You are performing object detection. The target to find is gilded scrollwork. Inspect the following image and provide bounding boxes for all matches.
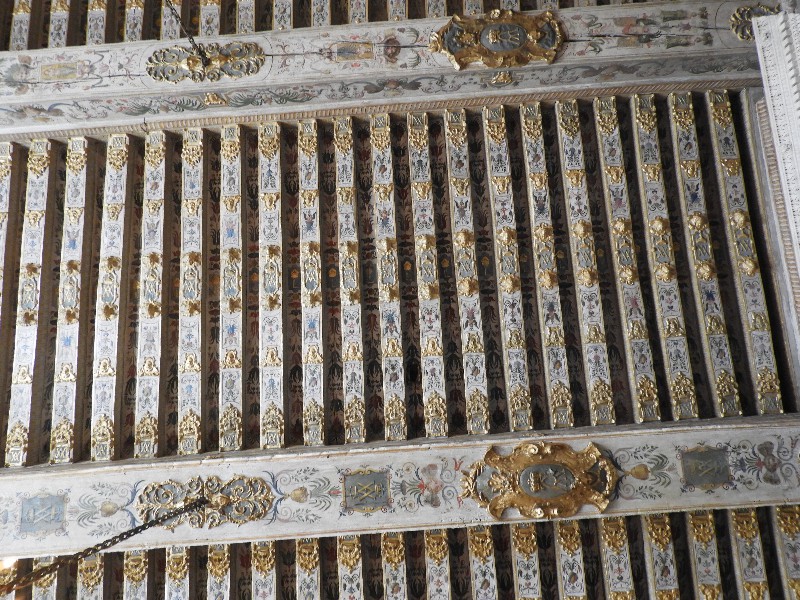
[147,41,265,83]
[468,526,494,563]
[425,530,449,565]
[381,533,405,568]
[462,441,617,519]
[556,521,581,554]
[511,523,537,559]
[730,4,780,41]
[123,551,146,585]
[338,536,361,571]
[253,541,275,574]
[79,555,103,590]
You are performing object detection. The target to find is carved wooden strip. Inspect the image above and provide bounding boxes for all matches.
[338,536,364,600]
[252,541,277,599]
[298,120,324,446]
[258,122,284,449]
[79,554,104,600]
[642,514,680,600]
[297,538,321,600]
[123,550,147,598]
[124,0,143,40]
[177,128,205,456]
[555,521,588,599]
[555,99,616,426]
[510,524,542,599]
[536,0,557,9]
[387,0,405,20]
[273,0,291,30]
[311,0,330,26]
[236,0,254,33]
[727,509,768,599]
[48,0,69,48]
[200,0,221,36]
[772,506,800,600]
[165,546,190,598]
[86,0,107,44]
[423,529,449,600]
[49,137,94,465]
[668,92,741,417]
[5,140,57,467]
[686,511,723,600]
[0,142,15,457]
[10,0,30,50]
[598,517,635,599]
[160,0,180,39]
[629,94,698,420]
[463,0,482,15]
[206,544,230,598]
[348,0,366,23]
[499,0,519,9]
[426,0,444,18]
[334,117,365,444]
[594,96,660,423]
[371,114,406,441]
[135,131,168,459]
[408,113,447,438]
[482,105,532,432]
[468,526,499,600]
[706,90,783,415]
[32,557,57,600]
[520,103,573,429]
[444,109,489,436]
[219,125,244,452]
[382,533,408,600]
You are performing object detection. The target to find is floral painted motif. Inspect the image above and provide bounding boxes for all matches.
[392,457,463,511]
[611,445,675,500]
[263,467,340,523]
[68,481,142,537]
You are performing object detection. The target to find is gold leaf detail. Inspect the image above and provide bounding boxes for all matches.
[166,548,188,581]
[468,527,494,563]
[123,551,146,585]
[776,505,800,537]
[646,513,672,550]
[207,545,229,580]
[511,524,537,559]
[601,517,628,553]
[690,511,715,544]
[381,533,405,568]
[424,530,448,565]
[79,556,103,591]
[557,522,581,554]
[252,542,275,574]
[147,42,266,83]
[338,536,361,571]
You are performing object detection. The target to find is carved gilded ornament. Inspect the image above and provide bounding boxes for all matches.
[384,394,406,440]
[601,517,627,552]
[371,129,391,150]
[741,581,768,600]
[220,138,240,163]
[12,0,32,14]
[303,400,324,445]
[642,164,661,182]
[147,42,265,83]
[344,399,365,443]
[208,545,229,580]
[511,524,537,558]
[776,505,800,537]
[107,146,128,172]
[337,187,355,206]
[556,521,581,554]
[124,551,147,585]
[49,418,73,463]
[381,534,405,568]
[424,392,447,437]
[645,513,672,550]
[672,106,695,130]
[690,511,716,545]
[27,152,49,178]
[5,422,28,466]
[338,536,361,571]
[167,548,188,581]
[466,389,489,434]
[699,584,722,600]
[145,141,165,168]
[0,158,11,181]
[730,4,780,41]
[462,441,617,519]
[430,10,563,70]
[258,132,279,159]
[297,539,319,574]
[220,404,242,450]
[469,527,494,562]
[178,410,201,454]
[450,175,470,197]
[135,413,158,456]
[655,592,679,600]
[252,542,275,574]
[92,414,114,449]
[425,531,448,565]
[261,402,284,448]
[77,557,102,591]
[66,148,87,174]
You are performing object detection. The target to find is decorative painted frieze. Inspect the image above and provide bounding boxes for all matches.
[123,550,147,598]
[178,128,206,456]
[334,117,365,444]
[296,538,321,600]
[669,92,741,417]
[258,122,284,449]
[86,0,106,45]
[274,0,291,30]
[519,103,573,428]
[382,533,408,600]
[6,139,56,467]
[468,526,499,600]
[643,514,680,600]
[91,133,133,462]
[338,535,364,600]
[423,529,449,600]
[219,125,244,452]
[207,544,230,599]
[165,546,190,598]
[482,105,532,432]
[371,114,406,441]
[444,109,489,436]
[298,119,324,446]
[630,94,698,420]
[594,97,660,422]
[706,90,782,415]
[78,554,103,600]
[555,521,588,600]
[135,131,169,459]
[408,113,447,438]
[50,137,94,464]
[687,511,723,600]
[252,541,277,599]
[555,100,615,426]
[511,523,542,599]
[199,0,221,37]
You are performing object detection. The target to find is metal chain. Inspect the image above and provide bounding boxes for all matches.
[0,498,208,595]
[162,0,210,66]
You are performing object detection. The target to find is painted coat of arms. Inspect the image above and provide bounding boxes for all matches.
[462,441,617,519]
[429,10,563,70]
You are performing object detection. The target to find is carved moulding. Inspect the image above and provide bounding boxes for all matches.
[147,41,265,83]
[137,475,274,529]
[429,10,563,70]
[462,441,617,519]
[730,4,780,41]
